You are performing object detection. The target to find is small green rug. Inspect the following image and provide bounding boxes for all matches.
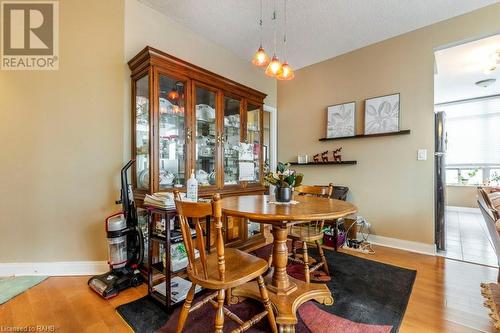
[0,276,48,304]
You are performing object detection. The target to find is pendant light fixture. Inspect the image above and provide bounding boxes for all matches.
[265,0,283,77]
[167,81,183,103]
[277,0,294,80]
[167,87,179,102]
[252,0,270,67]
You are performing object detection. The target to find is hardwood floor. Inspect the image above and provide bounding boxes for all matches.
[0,245,498,332]
[0,276,146,333]
[347,246,498,333]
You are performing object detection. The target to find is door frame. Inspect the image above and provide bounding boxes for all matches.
[264,105,277,172]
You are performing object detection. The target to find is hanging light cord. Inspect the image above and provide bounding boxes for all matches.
[259,0,263,47]
[283,0,287,61]
[272,0,277,56]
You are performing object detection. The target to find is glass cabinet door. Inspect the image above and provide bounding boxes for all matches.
[135,75,150,190]
[246,102,262,183]
[194,84,217,188]
[223,95,242,186]
[158,74,187,190]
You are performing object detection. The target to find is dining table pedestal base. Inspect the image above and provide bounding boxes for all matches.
[232,273,333,333]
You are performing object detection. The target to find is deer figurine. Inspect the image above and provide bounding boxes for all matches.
[332,147,342,162]
[321,151,329,162]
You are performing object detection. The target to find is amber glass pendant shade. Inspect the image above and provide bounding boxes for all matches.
[167,89,179,101]
[252,46,270,67]
[277,62,294,80]
[265,55,283,77]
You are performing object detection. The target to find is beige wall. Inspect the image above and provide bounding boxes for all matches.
[446,186,479,208]
[0,0,125,263]
[278,4,500,245]
[0,0,276,264]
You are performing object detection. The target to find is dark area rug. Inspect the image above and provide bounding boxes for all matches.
[116,295,169,333]
[319,250,416,331]
[117,246,415,333]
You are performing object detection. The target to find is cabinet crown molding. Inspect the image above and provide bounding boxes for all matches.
[128,46,267,101]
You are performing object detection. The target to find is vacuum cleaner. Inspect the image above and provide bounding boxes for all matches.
[88,160,144,299]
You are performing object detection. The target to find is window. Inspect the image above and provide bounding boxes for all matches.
[460,169,483,185]
[441,98,500,186]
[446,169,459,184]
[444,98,500,165]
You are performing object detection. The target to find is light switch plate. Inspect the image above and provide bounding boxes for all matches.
[417,149,427,161]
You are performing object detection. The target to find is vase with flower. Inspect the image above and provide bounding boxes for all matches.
[264,162,303,202]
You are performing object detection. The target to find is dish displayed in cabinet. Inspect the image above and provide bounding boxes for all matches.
[195,104,215,121]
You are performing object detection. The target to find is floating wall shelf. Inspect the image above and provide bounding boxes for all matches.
[319,129,411,142]
[288,161,357,166]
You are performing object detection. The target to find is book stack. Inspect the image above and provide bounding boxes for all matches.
[170,228,197,243]
[153,276,202,304]
[144,193,175,209]
[144,192,188,209]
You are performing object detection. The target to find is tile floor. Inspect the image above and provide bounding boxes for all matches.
[439,206,498,267]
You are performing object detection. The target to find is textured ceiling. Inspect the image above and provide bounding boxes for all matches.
[139,0,499,69]
[435,34,500,104]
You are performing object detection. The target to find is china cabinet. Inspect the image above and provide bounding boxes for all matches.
[128,46,270,250]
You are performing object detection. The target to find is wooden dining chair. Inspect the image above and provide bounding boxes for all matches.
[173,192,277,333]
[288,184,334,283]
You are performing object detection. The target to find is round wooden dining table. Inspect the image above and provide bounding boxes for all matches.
[221,194,357,332]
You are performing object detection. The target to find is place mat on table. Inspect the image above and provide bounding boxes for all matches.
[267,200,299,205]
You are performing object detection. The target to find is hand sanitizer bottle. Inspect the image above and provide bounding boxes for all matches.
[187,169,198,202]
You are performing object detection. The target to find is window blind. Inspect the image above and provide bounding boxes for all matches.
[445,105,500,165]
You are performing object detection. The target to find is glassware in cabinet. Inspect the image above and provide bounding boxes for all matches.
[158,75,187,190]
[223,96,242,186]
[194,85,217,188]
[135,75,150,190]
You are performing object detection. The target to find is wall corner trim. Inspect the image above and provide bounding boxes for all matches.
[0,261,109,277]
[360,233,437,256]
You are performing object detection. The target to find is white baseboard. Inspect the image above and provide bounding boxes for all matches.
[0,261,109,277]
[446,206,480,213]
[360,233,436,256]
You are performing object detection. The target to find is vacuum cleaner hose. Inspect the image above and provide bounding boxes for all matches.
[135,225,144,266]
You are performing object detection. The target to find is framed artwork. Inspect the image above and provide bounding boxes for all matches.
[364,93,400,135]
[326,101,356,138]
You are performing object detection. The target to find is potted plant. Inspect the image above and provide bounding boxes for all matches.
[459,168,479,185]
[264,162,303,202]
[489,171,500,187]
